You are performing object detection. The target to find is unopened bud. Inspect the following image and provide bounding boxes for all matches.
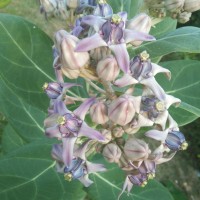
[127,13,152,46]
[90,101,109,124]
[54,30,89,70]
[62,67,80,79]
[43,82,62,99]
[102,143,122,163]
[165,130,188,151]
[40,0,57,15]
[108,95,136,126]
[67,0,78,9]
[124,138,151,161]
[100,129,112,144]
[177,11,192,23]
[90,47,111,62]
[112,127,124,138]
[96,56,120,81]
[165,0,184,12]
[184,0,200,12]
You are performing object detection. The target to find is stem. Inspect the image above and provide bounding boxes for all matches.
[65,95,87,102]
[100,79,117,100]
[85,78,106,94]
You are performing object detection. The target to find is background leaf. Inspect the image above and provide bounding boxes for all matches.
[107,0,143,18]
[129,27,200,59]
[157,60,200,125]
[0,142,86,200]
[0,0,11,8]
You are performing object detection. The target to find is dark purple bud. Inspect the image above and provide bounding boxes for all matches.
[43,82,63,99]
[138,160,156,180]
[128,174,148,187]
[165,131,188,151]
[130,51,152,80]
[64,158,85,181]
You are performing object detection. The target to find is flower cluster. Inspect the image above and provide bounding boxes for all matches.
[144,0,200,23]
[43,0,188,198]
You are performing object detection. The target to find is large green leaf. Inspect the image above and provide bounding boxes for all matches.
[0,14,87,112]
[1,124,26,153]
[157,60,200,125]
[86,165,174,200]
[0,142,86,200]
[129,27,200,59]
[107,0,143,18]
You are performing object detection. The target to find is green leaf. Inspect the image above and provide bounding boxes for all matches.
[107,0,143,18]
[150,17,177,38]
[157,60,200,125]
[86,166,174,200]
[1,124,26,153]
[0,0,11,8]
[0,142,86,200]
[129,27,200,59]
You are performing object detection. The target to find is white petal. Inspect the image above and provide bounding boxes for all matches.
[151,63,171,79]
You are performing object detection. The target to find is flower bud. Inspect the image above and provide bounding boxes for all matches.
[127,13,152,46]
[102,143,122,163]
[112,127,124,138]
[90,47,111,62]
[43,82,62,99]
[177,11,192,23]
[165,130,188,151]
[184,0,200,12]
[96,56,120,81]
[61,67,80,79]
[100,129,112,144]
[108,95,136,126]
[54,30,89,70]
[124,138,151,161]
[165,0,184,12]
[40,0,57,15]
[56,1,68,20]
[90,101,109,124]
[67,0,78,9]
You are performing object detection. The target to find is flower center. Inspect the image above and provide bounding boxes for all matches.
[111,14,122,24]
[155,101,165,112]
[64,173,73,181]
[57,116,66,125]
[140,51,149,61]
[141,180,148,187]
[98,0,107,3]
[147,173,155,180]
[42,82,48,90]
[180,141,188,150]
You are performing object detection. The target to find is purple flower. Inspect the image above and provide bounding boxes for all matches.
[114,51,171,100]
[75,13,155,73]
[51,140,106,187]
[44,98,105,166]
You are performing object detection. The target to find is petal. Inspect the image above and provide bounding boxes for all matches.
[75,33,107,52]
[74,140,91,160]
[168,114,179,129]
[156,152,176,164]
[74,97,96,120]
[154,110,169,130]
[136,114,154,128]
[62,137,77,166]
[44,114,60,128]
[86,161,106,174]
[145,129,168,142]
[118,176,133,200]
[140,77,166,101]
[124,29,155,44]
[165,95,181,109]
[78,174,93,187]
[81,15,106,32]
[54,100,71,115]
[130,96,141,113]
[51,144,63,162]
[114,74,138,87]
[109,44,130,73]
[151,63,171,79]
[62,83,82,92]
[45,125,61,138]
[118,12,128,23]
[79,122,105,141]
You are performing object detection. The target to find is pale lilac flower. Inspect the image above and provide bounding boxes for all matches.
[44,98,105,166]
[75,13,155,73]
[114,51,171,100]
[51,140,106,186]
[145,115,188,151]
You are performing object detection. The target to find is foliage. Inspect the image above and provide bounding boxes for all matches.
[0,0,200,200]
